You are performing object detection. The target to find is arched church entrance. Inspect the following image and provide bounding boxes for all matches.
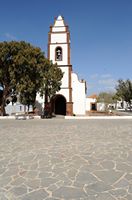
[51,95,66,115]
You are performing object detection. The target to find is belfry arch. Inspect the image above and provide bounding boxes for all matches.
[51,94,66,115]
[55,46,63,61]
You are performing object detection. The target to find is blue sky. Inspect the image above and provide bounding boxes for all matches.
[0,0,132,95]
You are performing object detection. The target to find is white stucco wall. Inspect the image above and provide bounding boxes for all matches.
[5,102,33,115]
[59,67,68,88]
[72,73,86,115]
[86,98,96,111]
[52,27,66,32]
[51,33,66,43]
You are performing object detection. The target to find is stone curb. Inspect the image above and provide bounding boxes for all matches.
[65,116,132,119]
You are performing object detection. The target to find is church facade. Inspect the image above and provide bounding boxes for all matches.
[48,15,87,115]
[37,15,87,115]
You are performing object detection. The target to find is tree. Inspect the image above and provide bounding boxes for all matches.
[39,61,63,108]
[97,92,116,111]
[0,41,47,115]
[115,79,132,109]
[0,41,63,116]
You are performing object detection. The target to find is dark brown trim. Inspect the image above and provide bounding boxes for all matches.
[49,26,52,32]
[47,45,50,59]
[48,33,51,43]
[66,102,73,116]
[68,65,72,102]
[60,87,72,89]
[49,42,68,45]
[52,25,66,28]
[68,43,70,65]
[49,31,69,34]
[57,65,72,67]
[48,33,51,59]
[66,25,69,32]
[67,32,70,43]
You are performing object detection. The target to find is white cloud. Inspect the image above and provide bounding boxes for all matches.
[5,33,17,40]
[98,78,116,91]
[98,78,115,85]
[90,73,112,79]
[90,73,98,79]
[101,74,111,78]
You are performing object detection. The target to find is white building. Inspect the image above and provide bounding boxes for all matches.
[37,15,89,116]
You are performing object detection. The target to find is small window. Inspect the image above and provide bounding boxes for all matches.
[55,47,62,61]
[91,103,97,111]
[20,106,22,111]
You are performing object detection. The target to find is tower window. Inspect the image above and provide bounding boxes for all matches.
[55,47,62,61]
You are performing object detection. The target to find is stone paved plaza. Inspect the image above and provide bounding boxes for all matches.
[0,118,132,200]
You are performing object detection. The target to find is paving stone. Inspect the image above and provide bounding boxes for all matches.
[19,154,35,163]
[100,160,115,169]
[47,183,58,192]
[125,173,132,181]
[75,171,98,185]
[0,168,6,175]
[0,159,9,168]
[116,162,132,173]
[125,194,132,200]
[0,176,12,187]
[23,170,38,179]
[41,177,58,187]
[110,188,127,197]
[53,186,87,199]
[56,173,72,185]
[93,169,124,185]
[113,178,129,188]
[10,184,27,197]
[0,193,9,200]
[39,171,53,178]
[21,189,48,200]
[128,184,132,193]
[25,179,40,189]
[81,164,103,172]
[95,192,117,200]
[0,119,132,199]
[29,163,38,170]
[2,167,19,177]
[85,181,113,193]
[66,168,78,181]
[127,153,132,163]
[10,177,26,186]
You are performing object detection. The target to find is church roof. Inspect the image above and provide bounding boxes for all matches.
[87,94,97,99]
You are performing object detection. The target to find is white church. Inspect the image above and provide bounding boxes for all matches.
[6,15,97,116]
[36,15,96,116]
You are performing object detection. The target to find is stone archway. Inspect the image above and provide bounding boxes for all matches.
[51,94,66,115]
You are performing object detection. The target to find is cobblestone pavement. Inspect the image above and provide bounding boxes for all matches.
[0,119,132,200]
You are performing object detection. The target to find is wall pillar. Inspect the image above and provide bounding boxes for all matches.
[66,102,73,116]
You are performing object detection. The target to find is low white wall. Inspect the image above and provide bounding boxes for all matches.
[86,98,96,111]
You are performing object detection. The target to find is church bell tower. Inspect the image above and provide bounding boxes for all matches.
[48,16,73,115]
